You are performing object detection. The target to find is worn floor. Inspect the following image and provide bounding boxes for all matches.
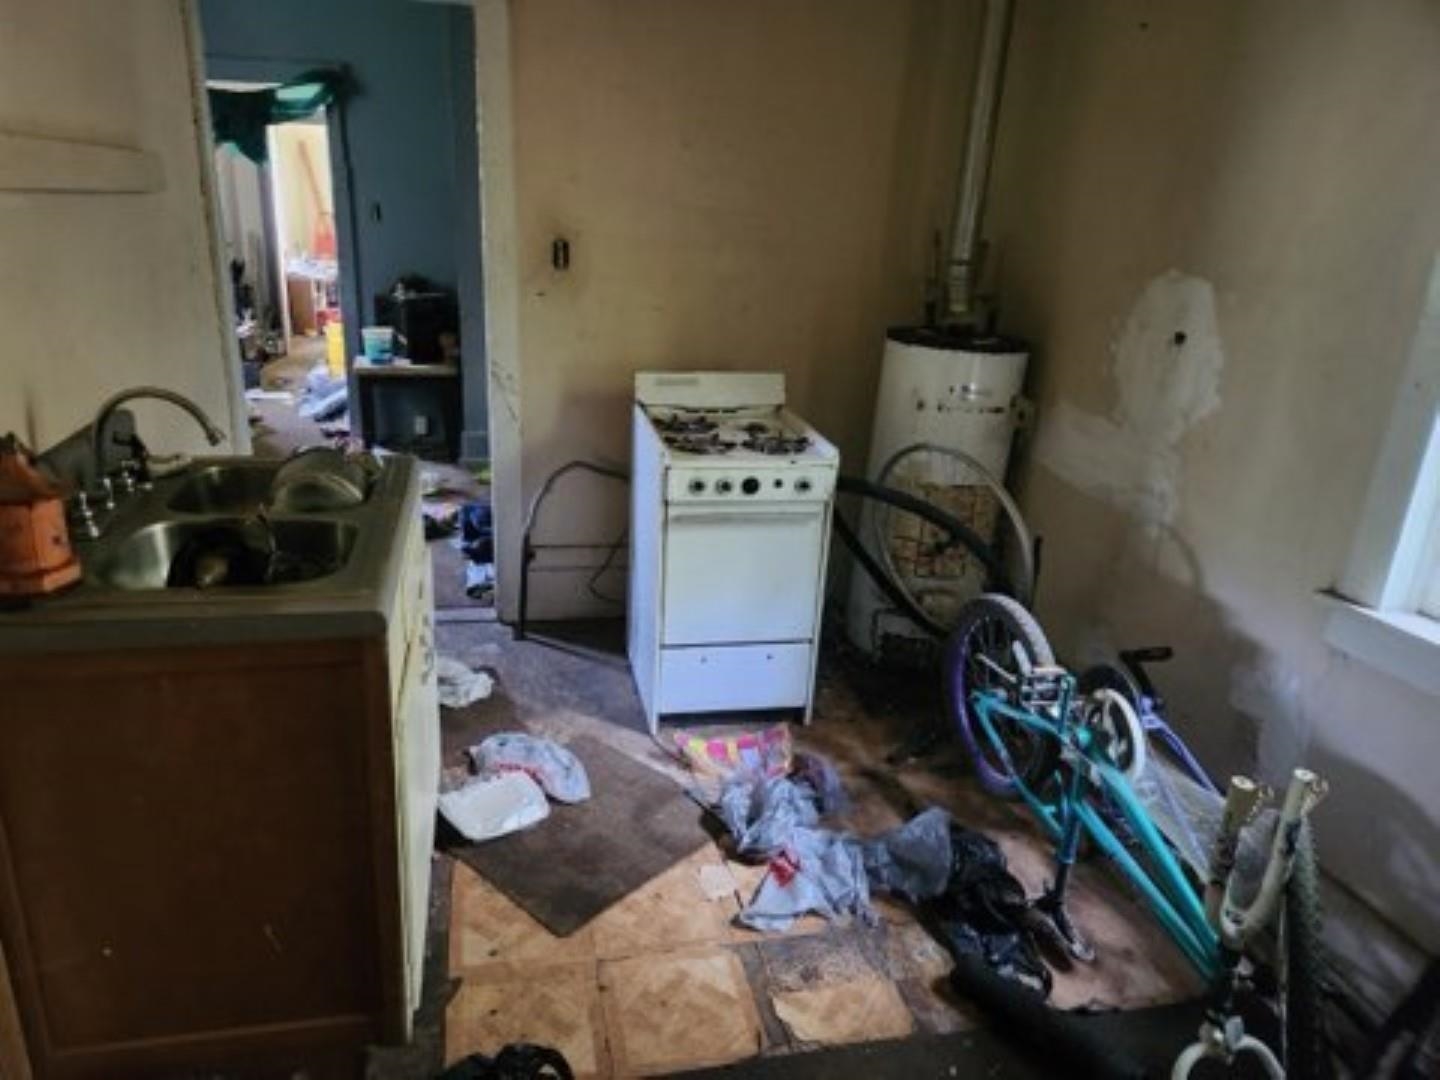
[424,620,1202,1078]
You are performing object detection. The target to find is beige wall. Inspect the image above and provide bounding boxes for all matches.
[987,0,1440,984]
[478,0,977,619]
[0,0,243,459]
[270,121,334,261]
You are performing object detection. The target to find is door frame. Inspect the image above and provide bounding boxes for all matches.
[200,54,363,371]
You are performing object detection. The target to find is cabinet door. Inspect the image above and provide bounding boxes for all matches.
[393,603,440,1022]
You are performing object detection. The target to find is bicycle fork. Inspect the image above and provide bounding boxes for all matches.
[1034,760,1097,963]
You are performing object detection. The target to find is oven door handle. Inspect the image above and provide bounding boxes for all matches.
[667,508,825,526]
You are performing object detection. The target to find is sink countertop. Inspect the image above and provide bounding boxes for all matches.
[0,454,421,655]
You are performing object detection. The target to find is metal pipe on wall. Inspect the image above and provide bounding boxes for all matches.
[945,0,1016,325]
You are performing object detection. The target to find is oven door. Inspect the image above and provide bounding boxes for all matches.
[661,503,826,646]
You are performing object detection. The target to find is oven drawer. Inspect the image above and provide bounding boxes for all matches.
[661,505,826,645]
[657,643,812,713]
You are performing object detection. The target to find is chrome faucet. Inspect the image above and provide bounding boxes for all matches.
[91,386,226,487]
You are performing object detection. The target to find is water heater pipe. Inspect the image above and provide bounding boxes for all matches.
[945,0,1016,325]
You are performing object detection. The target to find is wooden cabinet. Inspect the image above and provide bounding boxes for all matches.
[0,513,438,1077]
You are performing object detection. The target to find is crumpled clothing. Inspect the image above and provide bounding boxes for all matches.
[436,655,495,708]
[926,823,1053,996]
[707,759,953,932]
[468,732,592,804]
[861,806,954,902]
[716,775,821,856]
[739,827,872,932]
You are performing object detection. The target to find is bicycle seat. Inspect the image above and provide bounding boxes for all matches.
[1120,646,1173,664]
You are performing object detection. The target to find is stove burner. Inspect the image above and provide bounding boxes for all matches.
[657,413,719,437]
[743,430,811,456]
[663,432,734,455]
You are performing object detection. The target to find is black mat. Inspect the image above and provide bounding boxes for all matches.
[445,734,713,936]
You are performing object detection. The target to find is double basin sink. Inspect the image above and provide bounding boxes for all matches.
[86,460,364,592]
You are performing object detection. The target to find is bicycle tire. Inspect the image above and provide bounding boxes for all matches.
[837,474,1013,598]
[1282,819,1332,1079]
[944,594,1059,798]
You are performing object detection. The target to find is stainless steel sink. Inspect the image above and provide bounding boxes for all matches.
[92,518,359,590]
[166,463,279,514]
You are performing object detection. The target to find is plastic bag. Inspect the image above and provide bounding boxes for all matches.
[468,732,592,804]
[439,773,549,841]
[862,806,953,902]
[437,655,495,708]
[675,724,793,781]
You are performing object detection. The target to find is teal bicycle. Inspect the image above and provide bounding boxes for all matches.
[946,594,1331,1079]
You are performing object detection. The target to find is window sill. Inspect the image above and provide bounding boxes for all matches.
[1320,591,1440,698]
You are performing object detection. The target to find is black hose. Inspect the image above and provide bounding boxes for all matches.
[949,955,1148,1079]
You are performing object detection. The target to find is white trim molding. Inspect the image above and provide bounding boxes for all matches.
[1322,593,1440,699]
[1326,252,1440,695]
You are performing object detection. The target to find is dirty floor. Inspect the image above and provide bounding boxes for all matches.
[413,621,1205,1078]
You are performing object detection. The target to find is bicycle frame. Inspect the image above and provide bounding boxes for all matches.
[972,683,1224,980]
[968,669,1329,1077]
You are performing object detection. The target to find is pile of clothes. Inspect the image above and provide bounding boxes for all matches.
[699,752,1054,995]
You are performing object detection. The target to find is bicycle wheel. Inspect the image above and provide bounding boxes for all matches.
[1078,688,1147,781]
[1280,820,1332,1078]
[944,594,1058,798]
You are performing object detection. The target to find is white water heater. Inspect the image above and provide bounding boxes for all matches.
[846,327,1028,657]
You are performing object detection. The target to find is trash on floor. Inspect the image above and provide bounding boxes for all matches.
[439,772,550,843]
[458,499,495,600]
[423,499,461,540]
[467,732,592,804]
[296,364,348,421]
[436,1043,574,1080]
[926,823,1055,996]
[436,654,496,708]
[700,752,952,932]
[446,735,712,936]
[675,723,793,785]
[697,862,739,902]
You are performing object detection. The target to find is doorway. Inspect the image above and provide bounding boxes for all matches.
[207,79,353,457]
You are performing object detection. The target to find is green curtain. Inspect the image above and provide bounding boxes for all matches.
[210,69,351,164]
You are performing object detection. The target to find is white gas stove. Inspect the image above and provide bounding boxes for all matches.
[628,372,839,733]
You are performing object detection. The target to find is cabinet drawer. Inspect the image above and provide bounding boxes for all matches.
[657,643,812,713]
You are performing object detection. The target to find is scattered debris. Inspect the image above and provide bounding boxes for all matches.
[296,365,348,421]
[458,499,495,601]
[926,825,1054,996]
[700,754,952,932]
[439,772,549,842]
[696,751,1063,995]
[675,723,793,788]
[697,862,738,902]
[467,732,592,804]
[435,1043,574,1080]
[436,655,495,708]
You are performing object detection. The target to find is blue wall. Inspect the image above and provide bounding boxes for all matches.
[201,0,486,454]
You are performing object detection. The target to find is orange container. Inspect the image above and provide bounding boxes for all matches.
[0,434,81,597]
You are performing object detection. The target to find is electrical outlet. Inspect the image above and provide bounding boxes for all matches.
[413,414,430,437]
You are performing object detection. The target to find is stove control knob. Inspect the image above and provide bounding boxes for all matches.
[716,478,734,494]
[688,478,707,495]
[741,476,761,495]
[795,477,813,493]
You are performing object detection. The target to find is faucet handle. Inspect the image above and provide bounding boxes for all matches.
[69,490,101,541]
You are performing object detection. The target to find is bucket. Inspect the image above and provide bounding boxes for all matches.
[324,321,346,378]
[361,325,395,364]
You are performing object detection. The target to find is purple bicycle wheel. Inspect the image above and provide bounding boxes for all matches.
[944,594,1057,799]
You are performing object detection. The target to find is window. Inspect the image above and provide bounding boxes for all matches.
[1325,258,1440,697]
